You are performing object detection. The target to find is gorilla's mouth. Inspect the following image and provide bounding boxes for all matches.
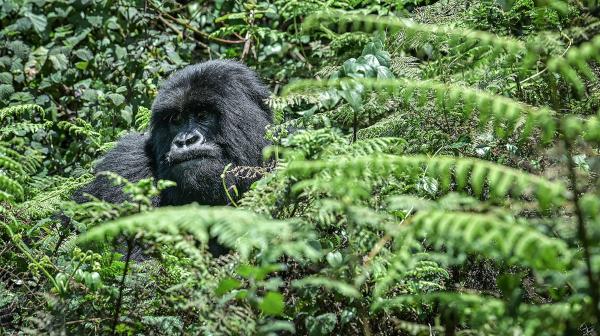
[167,145,219,165]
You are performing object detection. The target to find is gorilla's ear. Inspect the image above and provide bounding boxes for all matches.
[73,132,155,204]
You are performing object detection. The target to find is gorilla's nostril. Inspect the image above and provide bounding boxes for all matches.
[174,138,186,148]
[186,134,199,146]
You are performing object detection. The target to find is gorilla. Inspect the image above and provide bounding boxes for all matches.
[75,60,272,206]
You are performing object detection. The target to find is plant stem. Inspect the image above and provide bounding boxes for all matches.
[352,107,358,143]
[564,137,600,328]
[221,163,239,207]
[2,222,61,293]
[111,237,134,336]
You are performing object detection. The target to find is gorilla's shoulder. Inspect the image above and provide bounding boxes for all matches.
[72,132,154,204]
[95,132,153,179]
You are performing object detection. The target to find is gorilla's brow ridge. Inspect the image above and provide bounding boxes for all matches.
[152,87,186,119]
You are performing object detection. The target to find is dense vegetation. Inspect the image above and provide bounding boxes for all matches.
[1,0,599,334]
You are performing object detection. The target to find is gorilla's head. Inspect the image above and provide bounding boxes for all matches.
[148,60,272,205]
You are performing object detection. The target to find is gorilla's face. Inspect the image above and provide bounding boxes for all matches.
[148,61,272,206]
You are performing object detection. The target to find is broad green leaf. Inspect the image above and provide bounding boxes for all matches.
[107,93,125,106]
[25,13,47,34]
[259,291,285,316]
[215,277,241,296]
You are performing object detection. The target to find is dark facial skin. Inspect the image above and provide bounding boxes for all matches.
[158,110,220,165]
[147,60,272,206]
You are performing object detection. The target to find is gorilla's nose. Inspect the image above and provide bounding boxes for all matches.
[169,129,214,163]
[174,130,204,149]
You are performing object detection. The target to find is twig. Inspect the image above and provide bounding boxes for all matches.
[520,33,572,85]
[149,2,244,44]
[111,237,135,336]
[241,10,255,60]
[241,31,252,60]
[363,207,414,267]
[158,15,182,38]
[564,136,600,330]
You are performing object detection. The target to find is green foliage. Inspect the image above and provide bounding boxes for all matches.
[135,106,152,132]
[285,77,558,142]
[286,154,567,207]
[547,34,600,95]
[79,205,319,262]
[2,0,600,335]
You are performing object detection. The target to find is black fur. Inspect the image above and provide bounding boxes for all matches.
[74,60,272,206]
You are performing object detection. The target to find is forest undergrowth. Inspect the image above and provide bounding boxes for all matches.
[1,0,599,334]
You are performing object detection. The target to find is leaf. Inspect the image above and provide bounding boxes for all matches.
[259,291,285,316]
[0,84,15,100]
[25,13,47,34]
[362,42,381,56]
[215,12,247,23]
[121,106,132,125]
[84,272,102,291]
[293,277,361,298]
[48,54,68,71]
[306,313,337,336]
[373,50,391,67]
[0,72,13,84]
[360,54,381,70]
[115,45,127,60]
[64,29,91,48]
[73,48,94,61]
[29,46,49,68]
[338,80,364,110]
[107,93,125,106]
[75,61,88,70]
[326,251,343,267]
[341,58,359,76]
[215,277,241,296]
[376,66,394,79]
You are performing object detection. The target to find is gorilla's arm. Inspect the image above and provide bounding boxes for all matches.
[73,132,155,204]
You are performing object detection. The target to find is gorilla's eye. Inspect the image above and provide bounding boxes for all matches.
[168,114,184,124]
[196,111,210,120]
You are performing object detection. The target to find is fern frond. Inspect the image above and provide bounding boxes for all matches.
[17,174,92,218]
[561,114,600,143]
[0,155,24,177]
[283,78,557,142]
[389,56,422,80]
[135,106,152,132]
[0,144,42,173]
[56,119,102,147]
[0,174,24,202]
[267,92,322,112]
[287,155,567,207]
[547,34,600,95]
[408,211,571,271]
[0,104,44,121]
[374,251,449,297]
[303,12,535,63]
[372,292,504,315]
[78,205,319,261]
[356,113,407,139]
[373,292,578,331]
[0,121,51,137]
[324,137,406,157]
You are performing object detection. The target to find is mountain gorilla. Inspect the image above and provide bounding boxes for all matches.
[74,60,272,205]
